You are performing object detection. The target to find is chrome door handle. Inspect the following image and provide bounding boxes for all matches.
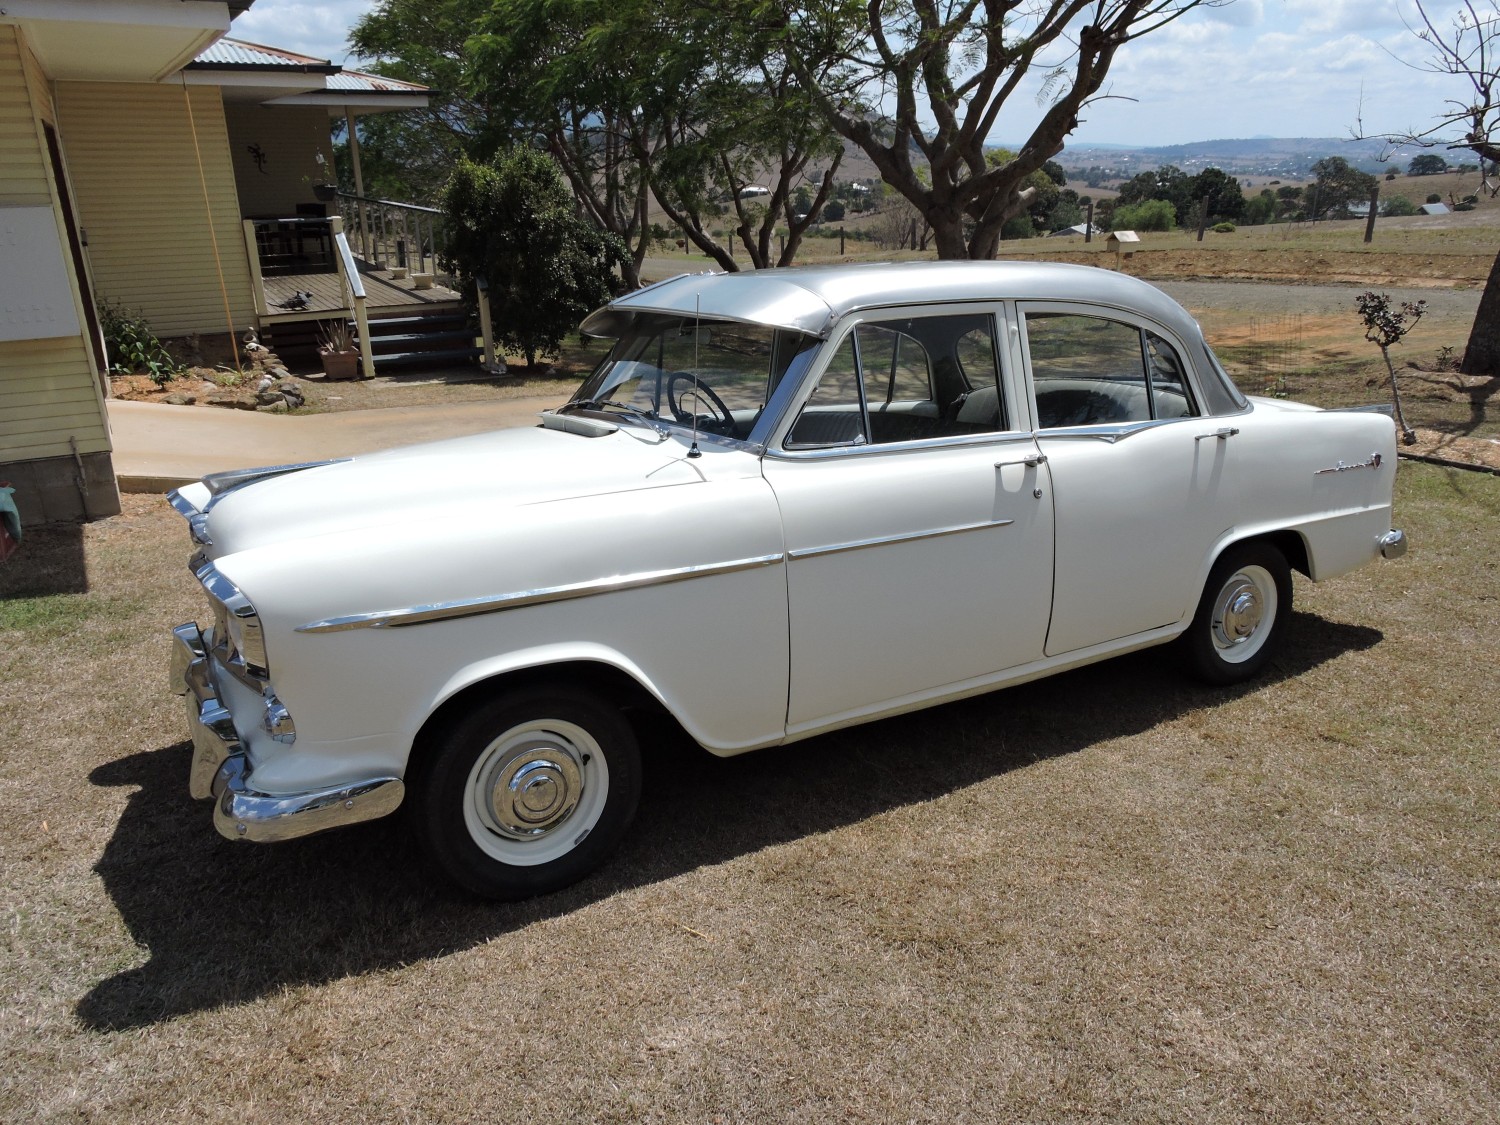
[996,452,1047,468]
[1195,427,1240,441]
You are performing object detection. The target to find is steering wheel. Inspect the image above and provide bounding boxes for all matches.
[666,372,734,431]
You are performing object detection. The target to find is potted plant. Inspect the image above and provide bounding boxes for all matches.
[308,151,339,201]
[317,319,360,380]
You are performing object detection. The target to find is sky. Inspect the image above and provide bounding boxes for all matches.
[228,1,1480,150]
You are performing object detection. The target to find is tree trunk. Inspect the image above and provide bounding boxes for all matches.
[1461,246,1500,375]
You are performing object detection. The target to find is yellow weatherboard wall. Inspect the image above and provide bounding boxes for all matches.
[0,24,116,520]
[55,80,255,339]
[225,103,335,218]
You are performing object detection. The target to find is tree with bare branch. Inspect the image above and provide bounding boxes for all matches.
[769,1,1222,260]
[1365,1,1500,374]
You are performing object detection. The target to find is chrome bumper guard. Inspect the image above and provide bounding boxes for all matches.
[171,622,404,843]
[1379,529,1408,560]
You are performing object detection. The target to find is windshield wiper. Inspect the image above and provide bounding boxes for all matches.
[563,398,668,434]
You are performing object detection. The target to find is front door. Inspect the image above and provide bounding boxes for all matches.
[763,308,1054,733]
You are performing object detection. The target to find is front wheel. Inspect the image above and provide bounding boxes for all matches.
[412,685,642,900]
[1180,542,1292,685]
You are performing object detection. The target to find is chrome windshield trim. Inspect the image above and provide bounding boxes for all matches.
[788,518,1014,561]
[1036,418,1182,443]
[297,553,786,633]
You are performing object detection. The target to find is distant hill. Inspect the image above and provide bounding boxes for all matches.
[830,136,1462,189]
[1055,136,1444,178]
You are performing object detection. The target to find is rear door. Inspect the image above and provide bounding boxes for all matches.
[1017,304,1242,656]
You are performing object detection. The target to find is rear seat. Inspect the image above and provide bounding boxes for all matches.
[1035,379,1150,428]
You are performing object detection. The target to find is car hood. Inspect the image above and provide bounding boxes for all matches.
[197,422,755,556]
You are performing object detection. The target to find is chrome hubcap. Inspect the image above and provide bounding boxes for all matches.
[478,738,585,841]
[1215,578,1263,646]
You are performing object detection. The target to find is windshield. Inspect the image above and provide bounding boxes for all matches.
[568,315,820,443]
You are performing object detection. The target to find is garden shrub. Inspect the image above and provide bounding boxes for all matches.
[442,147,625,367]
[97,300,182,386]
[1111,199,1175,232]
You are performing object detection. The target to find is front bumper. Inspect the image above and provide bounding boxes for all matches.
[171,622,404,843]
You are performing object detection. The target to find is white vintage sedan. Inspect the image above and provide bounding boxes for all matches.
[169,262,1406,898]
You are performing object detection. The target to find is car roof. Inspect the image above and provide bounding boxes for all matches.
[580,260,1200,340]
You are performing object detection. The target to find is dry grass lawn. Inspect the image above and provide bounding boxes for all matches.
[1,462,1496,1121]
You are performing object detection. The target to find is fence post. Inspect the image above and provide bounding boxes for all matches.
[1364,184,1380,243]
[476,276,501,374]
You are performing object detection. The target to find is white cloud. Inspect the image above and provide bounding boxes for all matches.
[229,0,378,63]
[1283,0,1412,36]
[1200,0,1265,30]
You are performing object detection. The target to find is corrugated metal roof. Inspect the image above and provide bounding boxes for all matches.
[190,39,428,93]
[192,38,336,71]
[327,70,428,94]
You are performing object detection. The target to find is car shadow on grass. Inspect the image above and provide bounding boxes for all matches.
[76,610,1381,1032]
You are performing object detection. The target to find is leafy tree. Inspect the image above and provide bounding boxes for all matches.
[1189,166,1245,222]
[441,149,625,367]
[770,1,1217,260]
[1115,163,1243,225]
[1243,189,1277,226]
[1408,153,1449,176]
[1116,164,1191,220]
[1383,195,1420,216]
[347,0,512,201]
[1366,1,1500,374]
[1112,199,1175,231]
[1306,157,1378,219]
[467,0,841,281]
[1356,291,1425,444]
[1049,188,1085,231]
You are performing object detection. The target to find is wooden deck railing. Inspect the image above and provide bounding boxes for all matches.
[336,192,445,279]
[332,223,376,379]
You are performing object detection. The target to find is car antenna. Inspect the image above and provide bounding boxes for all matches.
[687,293,702,459]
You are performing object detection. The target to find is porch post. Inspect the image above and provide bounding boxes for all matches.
[345,107,369,262]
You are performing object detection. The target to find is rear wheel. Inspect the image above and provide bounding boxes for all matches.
[1181,542,1292,685]
[413,684,642,900]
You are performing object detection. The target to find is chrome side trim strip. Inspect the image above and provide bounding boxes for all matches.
[1037,418,1182,443]
[787,518,1014,561]
[766,430,1037,461]
[201,459,351,500]
[1315,452,1383,475]
[297,552,786,633]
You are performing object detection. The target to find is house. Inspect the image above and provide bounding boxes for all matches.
[1046,223,1102,238]
[1,1,435,526]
